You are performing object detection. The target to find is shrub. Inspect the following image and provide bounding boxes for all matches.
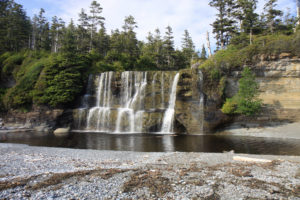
[221,67,261,116]
[2,54,24,75]
[221,98,237,114]
[3,59,46,109]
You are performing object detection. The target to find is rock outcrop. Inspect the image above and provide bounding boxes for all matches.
[1,106,64,132]
[225,58,300,123]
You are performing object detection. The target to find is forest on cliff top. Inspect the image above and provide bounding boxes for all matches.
[0,0,299,111]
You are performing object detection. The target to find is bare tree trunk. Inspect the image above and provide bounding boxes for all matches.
[206,31,212,57]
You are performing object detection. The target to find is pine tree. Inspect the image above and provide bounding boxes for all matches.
[88,1,105,51]
[0,0,30,52]
[94,27,110,57]
[36,8,47,50]
[200,45,207,59]
[263,0,283,33]
[209,0,236,49]
[163,26,175,69]
[41,22,51,51]
[121,15,139,69]
[181,30,196,66]
[153,28,164,69]
[61,20,77,60]
[50,16,65,53]
[77,8,90,53]
[233,0,258,33]
[122,15,139,56]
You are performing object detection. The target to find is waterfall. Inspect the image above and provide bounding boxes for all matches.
[160,72,165,109]
[160,73,180,133]
[77,75,93,129]
[198,70,204,132]
[74,71,192,134]
[86,72,113,132]
[114,72,147,133]
[152,73,157,109]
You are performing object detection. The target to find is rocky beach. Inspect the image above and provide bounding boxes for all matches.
[0,143,299,199]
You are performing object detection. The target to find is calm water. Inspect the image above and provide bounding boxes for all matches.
[1,131,300,155]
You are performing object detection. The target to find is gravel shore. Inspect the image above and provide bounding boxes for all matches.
[0,143,299,199]
[217,122,300,139]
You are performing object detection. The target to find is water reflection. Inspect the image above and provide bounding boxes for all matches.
[1,132,300,155]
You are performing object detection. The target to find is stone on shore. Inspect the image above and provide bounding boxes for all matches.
[53,127,70,136]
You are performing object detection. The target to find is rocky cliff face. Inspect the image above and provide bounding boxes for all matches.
[225,58,300,123]
[2,58,299,134]
[1,106,65,132]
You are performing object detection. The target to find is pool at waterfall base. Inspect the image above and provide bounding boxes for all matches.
[1,131,300,156]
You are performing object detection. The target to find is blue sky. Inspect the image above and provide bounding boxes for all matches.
[15,0,297,50]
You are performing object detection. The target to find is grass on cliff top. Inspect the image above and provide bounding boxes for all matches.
[200,31,300,75]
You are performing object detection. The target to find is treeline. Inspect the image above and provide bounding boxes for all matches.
[0,0,203,71]
[209,0,299,50]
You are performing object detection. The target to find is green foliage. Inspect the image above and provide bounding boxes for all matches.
[33,54,88,107]
[222,67,262,115]
[3,58,46,109]
[201,31,300,75]
[200,46,246,78]
[2,53,24,75]
[136,55,157,71]
[221,98,237,114]
[0,0,30,53]
[0,52,12,65]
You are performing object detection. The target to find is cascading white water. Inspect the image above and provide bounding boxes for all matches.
[115,72,147,133]
[74,71,196,134]
[160,73,180,133]
[77,75,93,129]
[198,70,204,132]
[86,72,113,131]
[152,73,157,109]
[160,72,165,109]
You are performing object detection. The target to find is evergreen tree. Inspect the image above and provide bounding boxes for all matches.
[222,67,261,115]
[41,22,51,51]
[181,30,196,66]
[77,8,90,53]
[114,15,140,69]
[233,0,258,33]
[163,26,175,69]
[200,45,207,59]
[263,0,283,33]
[88,0,105,51]
[153,28,164,69]
[209,0,236,49]
[50,16,65,53]
[0,0,30,52]
[61,20,77,59]
[94,27,110,57]
[122,15,139,57]
[36,8,47,50]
